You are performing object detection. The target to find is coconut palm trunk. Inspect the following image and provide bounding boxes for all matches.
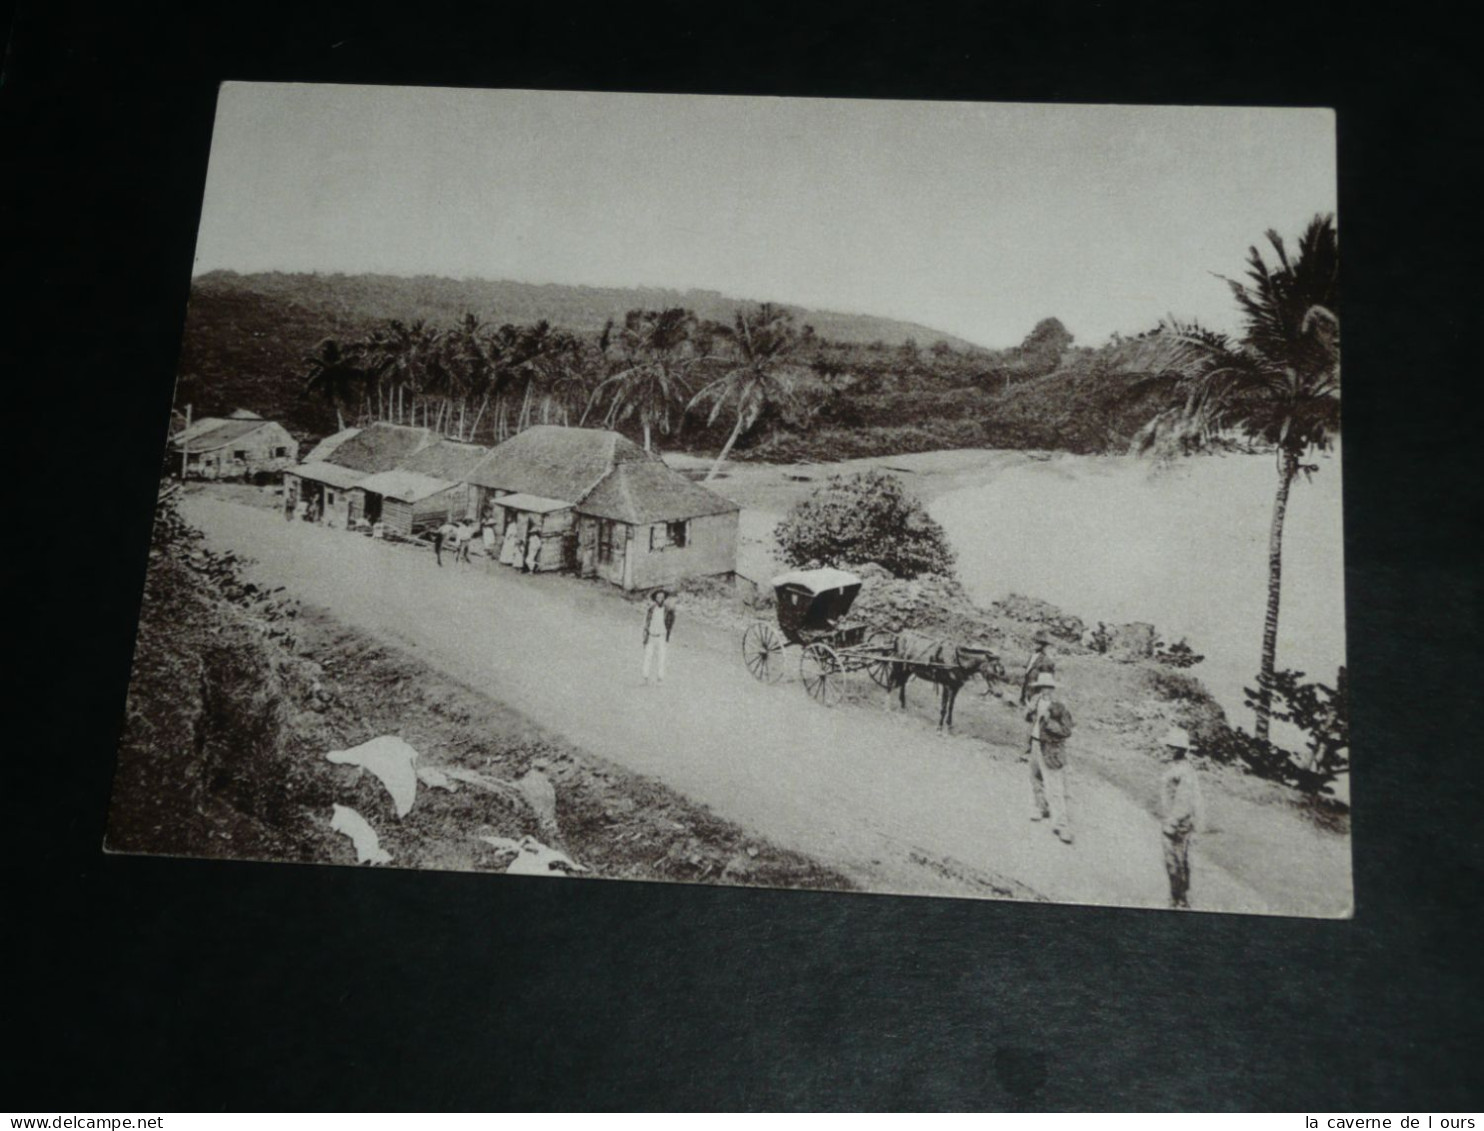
[1255,448,1301,742]
[706,412,748,482]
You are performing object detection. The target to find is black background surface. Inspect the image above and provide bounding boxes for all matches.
[4,2,1480,1111]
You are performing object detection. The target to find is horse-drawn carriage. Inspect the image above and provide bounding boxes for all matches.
[740,567,1007,723]
[740,569,897,705]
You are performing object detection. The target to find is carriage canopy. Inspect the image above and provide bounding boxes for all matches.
[770,568,864,643]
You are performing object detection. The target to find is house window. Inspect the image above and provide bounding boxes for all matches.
[273,446,287,458]
[597,520,617,564]
[234,449,249,461]
[327,491,336,506]
[649,520,689,551]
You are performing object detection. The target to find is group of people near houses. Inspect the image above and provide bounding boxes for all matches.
[1018,628,1207,910]
[291,495,323,523]
[429,513,543,573]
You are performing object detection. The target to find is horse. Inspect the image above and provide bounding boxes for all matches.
[884,630,1006,732]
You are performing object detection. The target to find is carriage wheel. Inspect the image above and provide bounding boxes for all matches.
[742,621,786,683]
[800,643,850,707]
[865,629,897,689]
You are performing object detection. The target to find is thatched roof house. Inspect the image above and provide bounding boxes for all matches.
[285,422,433,527]
[467,426,649,501]
[169,409,298,481]
[396,438,490,483]
[290,461,367,491]
[348,443,485,536]
[578,459,740,526]
[302,426,362,464]
[320,423,435,474]
[467,426,739,589]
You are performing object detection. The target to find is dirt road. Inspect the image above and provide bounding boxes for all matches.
[185,494,1283,913]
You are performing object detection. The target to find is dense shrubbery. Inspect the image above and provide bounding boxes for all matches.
[774,469,956,580]
[1204,667,1350,804]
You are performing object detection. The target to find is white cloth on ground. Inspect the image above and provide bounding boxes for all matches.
[325,735,420,818]
[330,804,392,865]
[476,834,588,877]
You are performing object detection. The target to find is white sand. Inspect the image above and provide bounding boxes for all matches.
[932,446,1347,729]
[698,444,1347,732]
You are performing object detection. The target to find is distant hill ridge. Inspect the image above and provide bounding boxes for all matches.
[191,270,987,351]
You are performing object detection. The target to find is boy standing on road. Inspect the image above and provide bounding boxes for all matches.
[1159,725,1206,909]
[1026,671,1075,844]
[642,589,675,685]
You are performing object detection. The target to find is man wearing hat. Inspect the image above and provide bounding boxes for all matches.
[1158,725,1206,909]
[1020,629,1057,705]
[1026,671,1075,843]
[641,588,676,684]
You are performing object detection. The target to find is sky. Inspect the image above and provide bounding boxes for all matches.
[193,83,1336,349]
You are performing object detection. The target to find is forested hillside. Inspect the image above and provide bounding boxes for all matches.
[192,271,984,348]
[172,271,1182,459]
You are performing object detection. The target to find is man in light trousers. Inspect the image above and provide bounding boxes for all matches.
[642,589,674,684]
[1026,671,1075,844]
[1159,725,1206,909]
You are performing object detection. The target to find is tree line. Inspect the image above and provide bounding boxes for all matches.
[302,302,814,481]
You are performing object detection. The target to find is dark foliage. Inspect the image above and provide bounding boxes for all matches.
[1153,637,1205,668]
[176,272,1190,461]
[107,488,316,857]
[774,469,957,580]
[1204,666,1350,802]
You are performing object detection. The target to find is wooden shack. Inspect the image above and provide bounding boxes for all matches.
[487,494,575,572]
[170,410,298,482]
[282,461,367,527]
[393,439,490,520]
[464,425,739,589]
[349,470,463,536]
[574,459,739,590]
[284,423,434,529]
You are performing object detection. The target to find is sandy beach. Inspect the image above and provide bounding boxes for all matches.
[673,445,1347,733]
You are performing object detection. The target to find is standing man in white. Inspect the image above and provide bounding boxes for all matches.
[641,588,675,685]
[1026,671,1075,844]
[1159,726,1207,909]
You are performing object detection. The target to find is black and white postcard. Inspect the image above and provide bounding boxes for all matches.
[107,83,1347,917]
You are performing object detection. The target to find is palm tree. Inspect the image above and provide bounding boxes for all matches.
[588,308,702,452]
[1136,214,1340,741]
[445,313,498,440]
[532,331,591,426]
[364,319,436,426]
[688,303,810,481]
[302,339,367,431]
[419,331,464,436]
